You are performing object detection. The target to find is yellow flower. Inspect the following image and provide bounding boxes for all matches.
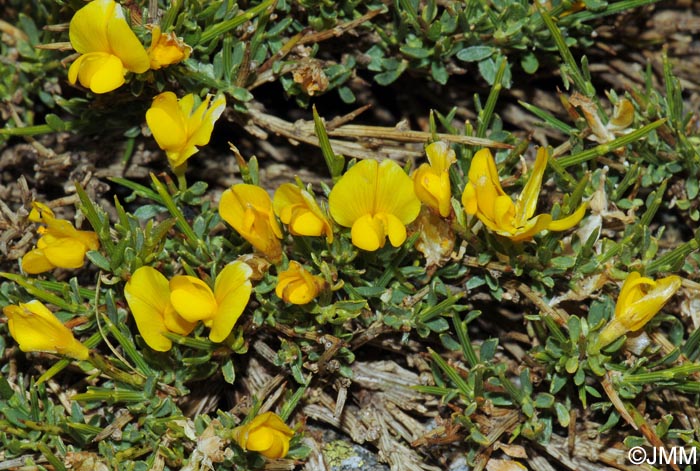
[169,262,253,343]
[147,25,191,70]
[461,147,587,241]
[329,159,421,251]
[273,183,333,242]
[412,141,456,217]
[2,300,89,360]
[124,266,196,352]
[219,184,284,263]
[146,92,226,171]
[597,272,681,349]
[68,0,150,93]
[233,412,294,459]
[22,202,100,274]
[276,261,326,305]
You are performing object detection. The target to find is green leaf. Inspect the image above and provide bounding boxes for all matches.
[222,358,236,384]
[456,46,494,62]
[45,114,66,132]
[86,250,111,271]
[313,106,345,182]
[230,87,254,102]
[521,52,539,74]
[400,46,431,59]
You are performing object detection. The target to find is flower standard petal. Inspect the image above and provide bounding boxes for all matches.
[329,159,378,227]
[3,301,89,360]
[374,159,421,224]
[105,4,150,73]
[146,92,188,151]
[210,262,253,343]
[188,95,226,146]
[69,0,114,54]
[515,146,548,224]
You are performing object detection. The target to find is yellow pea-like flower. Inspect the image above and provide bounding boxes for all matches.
[597,272,681,349]
[124,266,196,352]
[21,202,100,274]
[219,184,284,263]
[146,92,226,172]
[412,141,456,217]
[169,262,253,343]
[276,261,326,305]
[147,25,191,70]
[68,0,150,93]
[233,411,294,459]
[273,183,333,242]
[329,159,421,251]
[2,300,89,360]
[461,147,587,241]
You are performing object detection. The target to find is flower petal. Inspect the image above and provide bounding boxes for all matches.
[146,92,188,151]
[170,276,217,322]
[124,267,176,352]
[515,146,547,224]
[189,95,226,146]
[106,4,150,73]
[42,238,90,269]
[374,159,421,224]
[351,213,385,251]
[620,275,681,331]
[384,213,407,247]
[21,249,56,274]
[73,52,125,94]
[69,0,113,54]
[509,213,552,242]
[461,182,478,215]
[547,202,588,232]
[4,301,89,360]
[329,159,378,227]
[209,262,252,342]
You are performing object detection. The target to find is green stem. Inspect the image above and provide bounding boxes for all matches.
[199,0,275,44]
[477,56,506,138]
[557,118,666,168]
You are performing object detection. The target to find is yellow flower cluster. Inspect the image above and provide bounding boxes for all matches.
[462,147,587,241]
[233,411,295,459]
[22,202,100,274]
[2,300,89,360]
[124,263,253,351]
[68,0,190,93]
[597,272,681,349]
[68,1,218,174]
